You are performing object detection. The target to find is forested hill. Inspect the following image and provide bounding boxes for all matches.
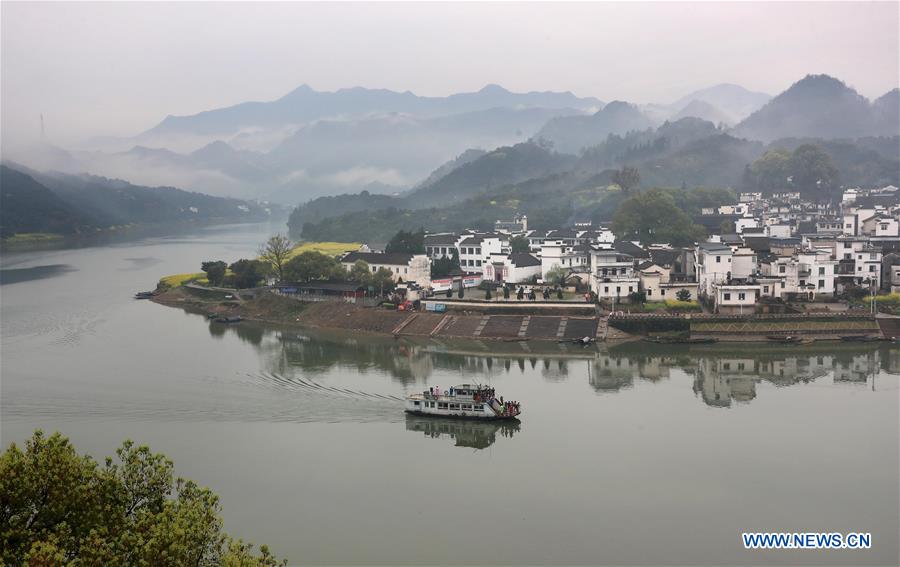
[0,166,97,238]
[0,164,271,239]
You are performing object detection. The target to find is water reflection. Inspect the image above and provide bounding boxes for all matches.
[204,316,898,408]
[405,414,520,450]
[0,264,77,285]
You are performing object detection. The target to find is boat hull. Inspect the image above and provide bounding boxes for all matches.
[404,409,520,422]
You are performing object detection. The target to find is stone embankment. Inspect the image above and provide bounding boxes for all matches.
[152,287,890,342]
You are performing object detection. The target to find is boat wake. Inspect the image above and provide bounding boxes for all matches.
[247,372,406,403]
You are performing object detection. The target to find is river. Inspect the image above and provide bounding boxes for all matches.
[1,222,898,566]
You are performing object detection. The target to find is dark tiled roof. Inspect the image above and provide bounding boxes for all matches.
[509,253,541,267]
[613,240,649,258]
[742,236,771,252]
[342,252,415,265]
[424,233,459,246]
[649,248,680,267]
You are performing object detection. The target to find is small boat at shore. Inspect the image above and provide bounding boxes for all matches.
[214,315,242,323]
[134,291,155,299]
[766,335,802,343]
[405,383,521,421]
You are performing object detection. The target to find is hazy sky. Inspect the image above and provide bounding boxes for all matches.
[2,1,898,146]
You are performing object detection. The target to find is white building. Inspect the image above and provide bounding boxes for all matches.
[694,242,733,297]
[712,282,760,314]
[540,241,590,278]
[483,253,542,283]
[590,248,640,302]
[340,252,432,287]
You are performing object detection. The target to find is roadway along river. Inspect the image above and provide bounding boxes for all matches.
[1,222,898,565]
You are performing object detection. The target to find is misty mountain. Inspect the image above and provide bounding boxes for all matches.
[405,141,578,208]
[54,106,581,203]
[140,83,603,141]
[672,100,733,125]
[670,83,771,123]
[535,101,656,154]
[0,166,97,238]
[872,89,900,137]
[410,148,488,190]
[0,163,271,239]
[731,74,896,142]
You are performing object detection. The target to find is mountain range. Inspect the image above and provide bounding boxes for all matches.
[4,74,898,211]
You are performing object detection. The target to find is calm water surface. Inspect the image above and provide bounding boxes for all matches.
[2,223,898,566]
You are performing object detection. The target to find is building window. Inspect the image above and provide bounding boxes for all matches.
[738,293,745,300]
[661,289,666,295]
[724,293,731,300]
[869,265,876,272]
[628,286,633,293]
[844,242,851,248]
[818,280,825,289]
[716,256,721,263]
[779,265,786,273]
[476,260,482,267]
[763,286,769,293]
[818,267,825,275]
[616,286,621,293]
[604,286,609,293]
[780,282,785,288]
[372,266,377,272]
[647,290,652,296]
[476,248,481,255]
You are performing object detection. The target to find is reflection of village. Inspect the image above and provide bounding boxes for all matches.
[593,346,896,407]
[405,415,520,450]
[211,318,899,410]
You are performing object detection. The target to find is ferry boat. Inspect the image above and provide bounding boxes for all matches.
[405,383,521,421]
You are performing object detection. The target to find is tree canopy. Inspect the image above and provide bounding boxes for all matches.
[0,430,284,566]
[611,166,641,193]
[743,144,839,199]
[201,260,228,286]
[228,259,266,289]
[258,235,293,282]
[611,188,705,246]
[509,235,530,253]
[385,229,425,254]
[284,251,343,283]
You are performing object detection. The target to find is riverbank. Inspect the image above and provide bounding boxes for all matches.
[150,286,897,343]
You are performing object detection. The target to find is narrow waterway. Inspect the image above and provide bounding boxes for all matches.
[2,223,898,565]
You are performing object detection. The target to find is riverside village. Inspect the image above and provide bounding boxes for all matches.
[153,184,900,344]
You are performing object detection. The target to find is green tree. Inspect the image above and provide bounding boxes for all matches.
[503,286,510,300]
[544,265,569,287]
[720,219,736,234]
[612,166,641,193]
[676,289,692,301]
[611,188,705,246]
[201,260,228,286]
[284,251,342,283]
[371,267,396,295]
[509,235,530,253]
[0,430,284,566]
[228,259,265,289]
[385,229,425,254]
[431,250,461,278]
[258,235,293,283]
[744,149,791,193]
[348,260,372,285]
[557,288,564,300]
[458,285,465,299]
[788,144,839,199]
[485,288,492,300]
